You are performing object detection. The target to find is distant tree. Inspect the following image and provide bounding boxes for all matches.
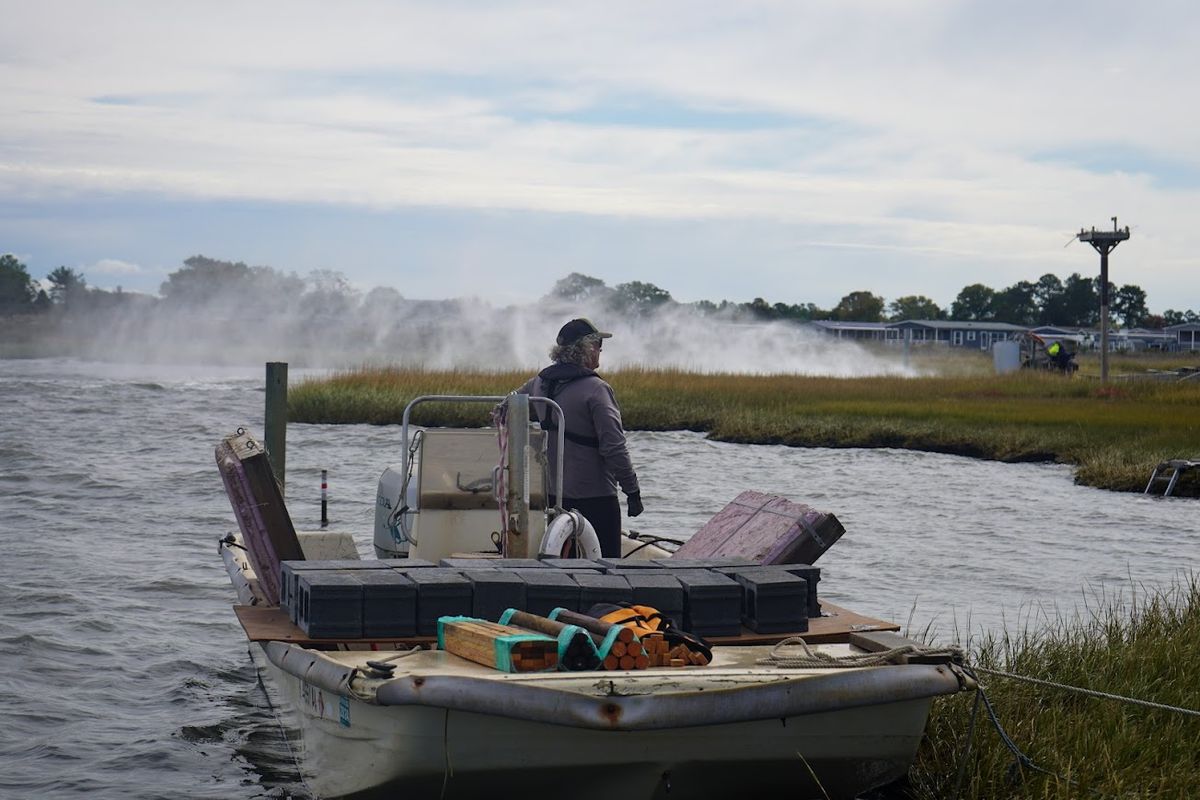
[743,297,776,320]
[1112,284,1149,328]
[161,255,254,303]
[832,290,885,322]
[611,281,672,314]
[46,266,87,308]
[888,295,943,321]
[301,269,359,318]
[1034,273,1066,323]
[771,301,826,321]
[950,283,995,321]
[690,299,719,314]
[1163,309,1199,325]
[0,254,38,314]
[1143,313,1166,330]
[548,273,611,304]
[160,255,303,310]
[990,281,1039,325]
[1057,273,1099,326]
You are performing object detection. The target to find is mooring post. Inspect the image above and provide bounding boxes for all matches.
[265,361,288,494]
[321,468,328,528]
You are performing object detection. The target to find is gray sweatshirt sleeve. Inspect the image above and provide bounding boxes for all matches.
[589,380,640,496]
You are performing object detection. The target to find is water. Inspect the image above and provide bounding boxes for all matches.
[1,358,1196,798]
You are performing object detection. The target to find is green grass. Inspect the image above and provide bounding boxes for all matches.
[910,577,1200,799]
[290,363,1200,496]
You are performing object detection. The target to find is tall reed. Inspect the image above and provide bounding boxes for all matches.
[910,576,1200,799]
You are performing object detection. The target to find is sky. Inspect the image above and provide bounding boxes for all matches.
[3,1,1199,313]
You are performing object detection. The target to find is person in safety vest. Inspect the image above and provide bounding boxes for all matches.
[1047,340,1072,370]
[519,318,642,558]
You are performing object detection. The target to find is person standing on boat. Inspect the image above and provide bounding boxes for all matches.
[520,317,643,558]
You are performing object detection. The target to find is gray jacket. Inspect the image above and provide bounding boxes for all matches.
[519,364,640,499]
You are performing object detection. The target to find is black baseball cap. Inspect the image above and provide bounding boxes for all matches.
[556,317,612,346]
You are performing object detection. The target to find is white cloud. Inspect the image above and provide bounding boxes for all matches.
[1,0,1198,310]
[91,258,144,276]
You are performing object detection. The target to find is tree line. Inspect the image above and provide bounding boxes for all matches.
[548,272,1198,328]
[2,253,1198,328]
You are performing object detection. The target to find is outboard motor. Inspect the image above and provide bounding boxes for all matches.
[374,464,417,558]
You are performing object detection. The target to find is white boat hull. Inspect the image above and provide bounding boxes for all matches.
[250,642,955,799]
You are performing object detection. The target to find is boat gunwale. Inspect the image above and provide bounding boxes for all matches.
[262,641,964,731]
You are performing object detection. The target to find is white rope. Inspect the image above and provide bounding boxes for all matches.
[971,666,1200,718]
[756,636,965,669]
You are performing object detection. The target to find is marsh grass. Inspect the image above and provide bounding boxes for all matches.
[290,366,1200,495]
[910,576,1200,799]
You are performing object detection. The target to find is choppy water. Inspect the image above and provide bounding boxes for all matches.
[1,358,1196,799]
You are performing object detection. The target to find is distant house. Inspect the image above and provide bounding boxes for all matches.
[1112,327,1174,351]
[806,320,899,342]
[1166,322,1200,351]
[887,320,1029,350]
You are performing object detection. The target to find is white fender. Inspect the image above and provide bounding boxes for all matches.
[538,510,602,560]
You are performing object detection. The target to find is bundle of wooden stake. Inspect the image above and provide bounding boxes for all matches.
[439,618,559,673]
[552,610,710,670]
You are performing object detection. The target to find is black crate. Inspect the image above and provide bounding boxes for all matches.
[603,567,671,576]
[573,573,632,611]
[735,572,809,634]
[673,570,742,638]
[597,558,663,571]
[716,564,821,617]
[540,558,603,571]
[279,561,367,623]
[623,572,685,625]
[405,569,474,635]
[463,570,526,623]
[297,571,363,639]
[354,570,417,638]
[387,558,438,572]
[513,569,580,617]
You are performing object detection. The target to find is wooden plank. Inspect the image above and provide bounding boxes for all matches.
[234,605,436,645]
[705,603,900,645]
[216,429,304,605]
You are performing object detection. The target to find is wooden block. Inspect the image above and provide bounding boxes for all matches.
[439,617,558,672]
[634,653,649,669]
[619,654,635,670]
[670,658,686,667]
[603,654,619,670]
[849,631,956,665]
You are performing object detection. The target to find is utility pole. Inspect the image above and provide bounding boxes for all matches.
[1077,217,1130,384]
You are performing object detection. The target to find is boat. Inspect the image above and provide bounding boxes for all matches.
[218,393,971,799]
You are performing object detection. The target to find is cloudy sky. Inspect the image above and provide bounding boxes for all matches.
[3,1,1198,312]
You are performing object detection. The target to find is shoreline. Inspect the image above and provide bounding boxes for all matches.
[288,363,1200,498]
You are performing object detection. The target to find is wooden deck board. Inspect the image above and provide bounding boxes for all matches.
[233,602,898,648]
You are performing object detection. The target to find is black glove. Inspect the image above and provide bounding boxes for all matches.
[626,492,644,518]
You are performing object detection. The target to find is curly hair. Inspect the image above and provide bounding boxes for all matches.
[550,332,603,365]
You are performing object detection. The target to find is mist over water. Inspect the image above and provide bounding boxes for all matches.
[42,292,917,376]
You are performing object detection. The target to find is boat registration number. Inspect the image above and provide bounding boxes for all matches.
[300,680,351,728]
